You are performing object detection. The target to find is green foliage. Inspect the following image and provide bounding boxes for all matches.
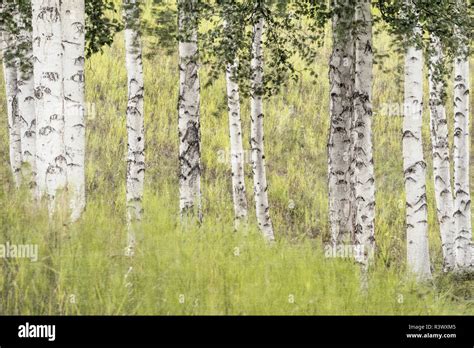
[376,0,473,58]
[0,0,122,60]
[0,0,34,77]
[200,0,329,97]
[144,0,328,97]
[0,0,21,69]
[85,0,123,57]
[143,1,177,56]
[375,0,473,102]
[123,0,143,33]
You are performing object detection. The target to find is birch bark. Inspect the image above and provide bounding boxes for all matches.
[124,0,145,256]
[32,0,67,204]
[62,0,86,221]
[453,16,472,271]
[403,22,432,280]
[2,30,22,187]
[224,17,248,227]
[250,16,274,242]
[15,10,36,189]
[428,35,455,271]
[178,0,202,222]
[353,0,375,269]
[328,1,355,247]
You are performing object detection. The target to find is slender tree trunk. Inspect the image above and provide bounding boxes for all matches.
[250,16,274,242]
[15,10,37,189]
[328,1,355,247]
[1,29,22,187]
[403,23,432,280]
[225,52,248,227]
[178,0,202,222]
[124,0,145,256]
[222,11,248,228]
[353,0,375,270]
[453,19,472,271]
[62,0,86,221]
[32,0,67,205]
[428,35,455,271]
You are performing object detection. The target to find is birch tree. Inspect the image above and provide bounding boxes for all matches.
[250,12,274,242]
[377,0,474,275]
[453,0,472,271]
[428,34,455,271]
[32,0,67,204]
[226,61,249,227]
[123,0,145,256]
[15,4,36,189]
[62,0,86,221]
[403,9,431,280]
[178,0,202,222]
[1,28,22,187]
[328,0,354,247]
[223,16,248,228]
[352,0,375,269]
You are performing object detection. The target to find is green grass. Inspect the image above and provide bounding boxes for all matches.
[0,1,472,314]
[0,185,471,315]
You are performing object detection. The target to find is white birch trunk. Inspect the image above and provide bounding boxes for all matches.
[250,17,274,242]
[1,29,22,187]
[15,11,37,189]
[328,2,355,247]
[428,35,455,271]
[403,24,432,280]
[62,0,86,221]
[124,0,145,257]
[226,57,248,227]
[453,30,472,271]
[353,0,375,269]
[32,0,67,205]
[178,0,202,222]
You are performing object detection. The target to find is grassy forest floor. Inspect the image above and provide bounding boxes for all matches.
[0,2,473,314]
